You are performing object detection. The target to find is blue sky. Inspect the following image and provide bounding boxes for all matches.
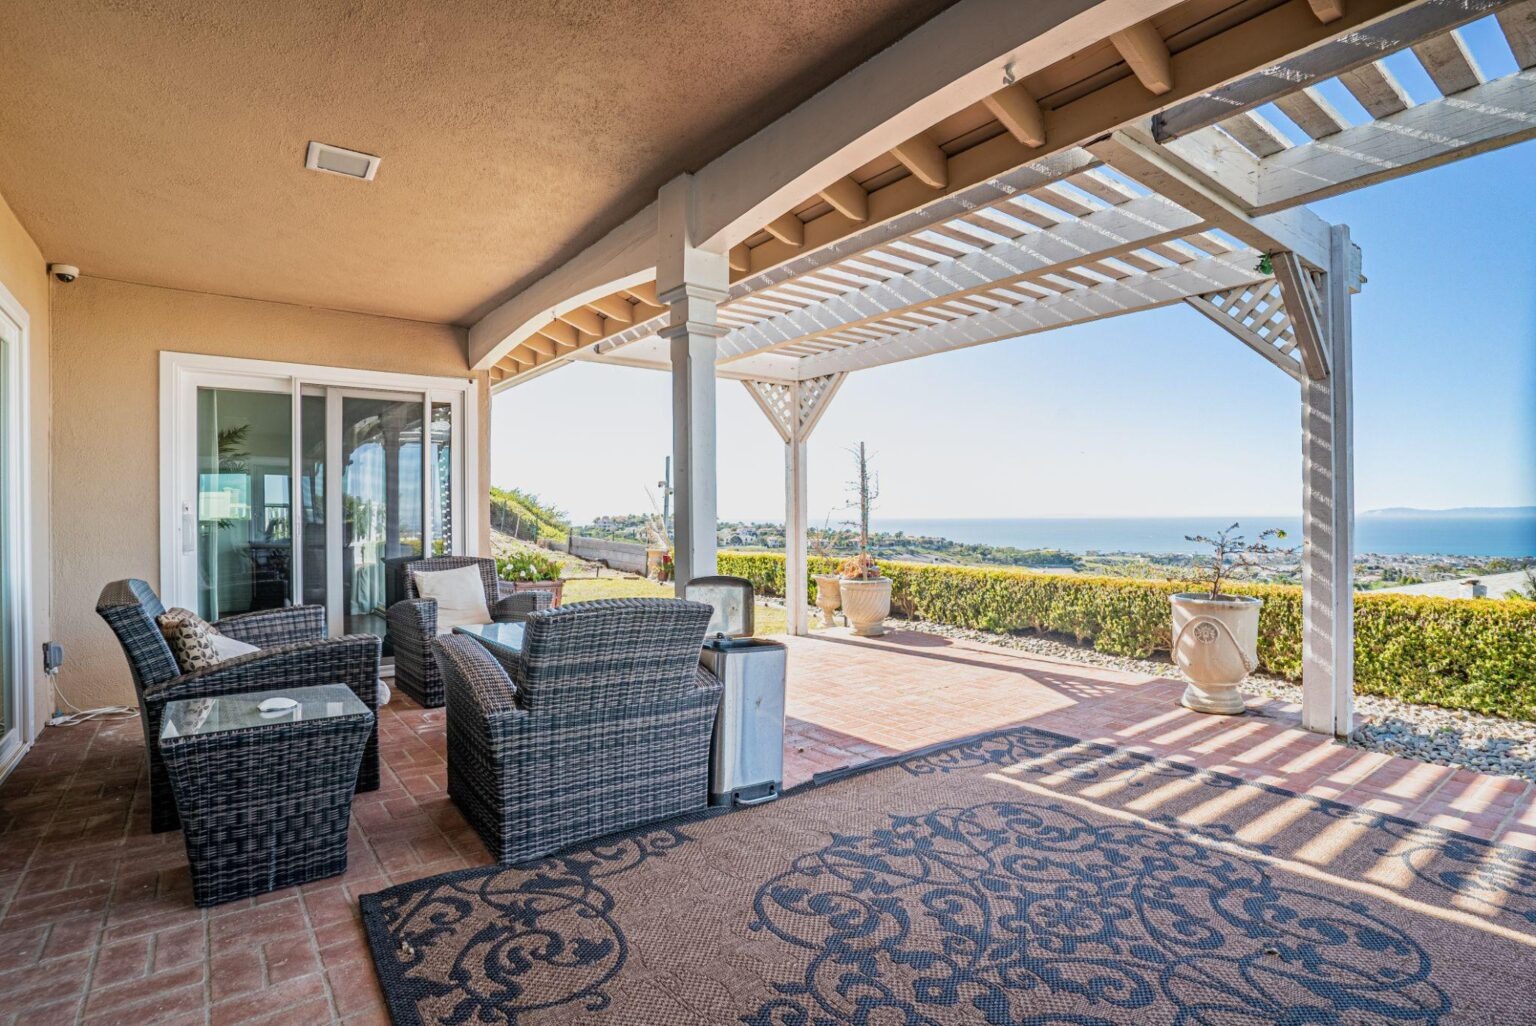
[493,136,1536,526]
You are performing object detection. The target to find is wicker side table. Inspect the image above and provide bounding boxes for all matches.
[159,684,374,907]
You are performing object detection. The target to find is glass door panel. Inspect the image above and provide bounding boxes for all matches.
[298,393,328,608]
[195,388,294,621]
[340,395,423,646]
[0,331,11,758]
[429,402,453,556]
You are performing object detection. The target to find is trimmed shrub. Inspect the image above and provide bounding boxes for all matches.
[716,551,1536,721]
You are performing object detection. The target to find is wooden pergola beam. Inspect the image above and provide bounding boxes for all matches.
[553,305,604,337]
[536,320,579,348]
[1110,21,1173,95]
[1247,71,1536,213]
[1307,0,1346,23]
[818,177,869,222]
[890,134,948,188]
[717,192,1202,363]
[792,252,1268,378]
[765,213,806,247]
[981,84,1045,147]
[587,294,635,324]
[1154,0,1522,140]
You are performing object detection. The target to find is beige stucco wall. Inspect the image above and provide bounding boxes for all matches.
[51,276,488,710]
[0,191,53,743]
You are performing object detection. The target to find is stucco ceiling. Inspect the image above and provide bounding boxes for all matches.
[0,0,955,326]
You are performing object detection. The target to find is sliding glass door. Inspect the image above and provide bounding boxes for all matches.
[165,356,475,662]
[338,392,425,645]
[0,326,13,769]
[195,388,295,621]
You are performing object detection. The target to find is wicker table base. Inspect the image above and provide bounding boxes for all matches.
[159,684,375,907]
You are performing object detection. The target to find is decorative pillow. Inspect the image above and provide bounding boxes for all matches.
[156,608,222,673]
[412,566,492,635]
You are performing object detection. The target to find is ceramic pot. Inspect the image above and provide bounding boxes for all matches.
[840,577,891,637]
[1170,593,1261,714]
[812,574,842,627]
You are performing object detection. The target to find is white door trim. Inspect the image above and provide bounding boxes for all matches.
[158,352,482,614]
[0,276,36,778]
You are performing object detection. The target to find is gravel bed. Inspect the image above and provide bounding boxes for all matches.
[885,617,1536,783]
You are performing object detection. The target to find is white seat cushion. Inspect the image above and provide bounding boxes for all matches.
[207,632,259,661]
[413,565,492,635]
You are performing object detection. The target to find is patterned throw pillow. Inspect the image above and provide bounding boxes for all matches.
[156,608,223,674]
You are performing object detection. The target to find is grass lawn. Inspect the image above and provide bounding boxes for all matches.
[560,574,790,636]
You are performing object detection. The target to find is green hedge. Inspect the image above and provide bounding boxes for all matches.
[716,551,1536,721]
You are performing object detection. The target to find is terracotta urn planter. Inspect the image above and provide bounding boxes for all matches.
[812,574,842,627]
[509,578,565,607]
[1170,593,1261,714]
[840,577,891,637]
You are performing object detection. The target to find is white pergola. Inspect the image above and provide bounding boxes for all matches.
[474,0,1536,738]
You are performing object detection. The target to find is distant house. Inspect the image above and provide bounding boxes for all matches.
[1377,570,1533,600]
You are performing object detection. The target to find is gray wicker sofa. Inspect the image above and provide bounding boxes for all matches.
[96,579,382,833]
[385,556,551,708]
[432,598,723,863]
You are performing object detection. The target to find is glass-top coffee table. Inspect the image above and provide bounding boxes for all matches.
[453,621,526,661]
[158,684,374,906]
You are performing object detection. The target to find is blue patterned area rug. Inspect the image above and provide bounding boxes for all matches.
[361,726,1536,1025]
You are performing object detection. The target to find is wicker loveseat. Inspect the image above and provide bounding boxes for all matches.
[96,579,382,833]
[385,556,551,708]
[433,598,723,863]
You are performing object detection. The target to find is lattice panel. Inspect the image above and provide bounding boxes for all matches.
[1186,279,1306,380]
[742,373,845,442]
[745,379,796,441]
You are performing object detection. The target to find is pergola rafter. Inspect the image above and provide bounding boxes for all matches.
[489,0,1536,740]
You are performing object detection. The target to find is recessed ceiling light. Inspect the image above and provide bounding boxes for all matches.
[305,141,381,181]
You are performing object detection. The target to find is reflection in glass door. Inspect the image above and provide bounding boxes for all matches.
[0,328,12,764]
[195,388,294,621]
[340,394,424,645]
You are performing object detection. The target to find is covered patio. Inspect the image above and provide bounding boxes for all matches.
[476,0,1536,741]
[0,0,1533,1023]
[3,630,1532,1023]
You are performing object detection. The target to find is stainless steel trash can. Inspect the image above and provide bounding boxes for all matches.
[701,637,787,806]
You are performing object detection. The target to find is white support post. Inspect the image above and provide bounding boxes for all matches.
[741,374,846,634]
[657,175,730,594]
[785,399,810,636]
[1298,223,1355,737]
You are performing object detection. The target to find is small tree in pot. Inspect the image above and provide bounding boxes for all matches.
[1172,523,1292,714]
[838,443,891,636]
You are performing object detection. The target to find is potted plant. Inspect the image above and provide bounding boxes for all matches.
[838,555,890,636]
[809,516,842,626]
[837,443,891,636]
[1172,523,1290,714]
[495,550,566,606]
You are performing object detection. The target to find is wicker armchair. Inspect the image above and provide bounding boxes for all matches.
[386,556,552,708]
[433,599,723,864]
[95,579,382,833]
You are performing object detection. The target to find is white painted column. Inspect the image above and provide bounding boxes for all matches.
[1300,223,1355,737]
[784,384,810,636]
[657,175,730,594]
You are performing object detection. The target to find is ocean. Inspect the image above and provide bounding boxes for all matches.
[869,514,1536,558]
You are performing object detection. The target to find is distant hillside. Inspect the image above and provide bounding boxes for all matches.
[1363,506,1536,518]
[489,487,569,543]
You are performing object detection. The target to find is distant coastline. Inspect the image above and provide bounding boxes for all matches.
[865,510,1536,559]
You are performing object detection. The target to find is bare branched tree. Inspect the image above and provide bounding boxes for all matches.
[843,442,880,558]
[1184,523,1295,598]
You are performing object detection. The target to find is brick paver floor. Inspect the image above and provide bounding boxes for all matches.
[2,628,1532,1024]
